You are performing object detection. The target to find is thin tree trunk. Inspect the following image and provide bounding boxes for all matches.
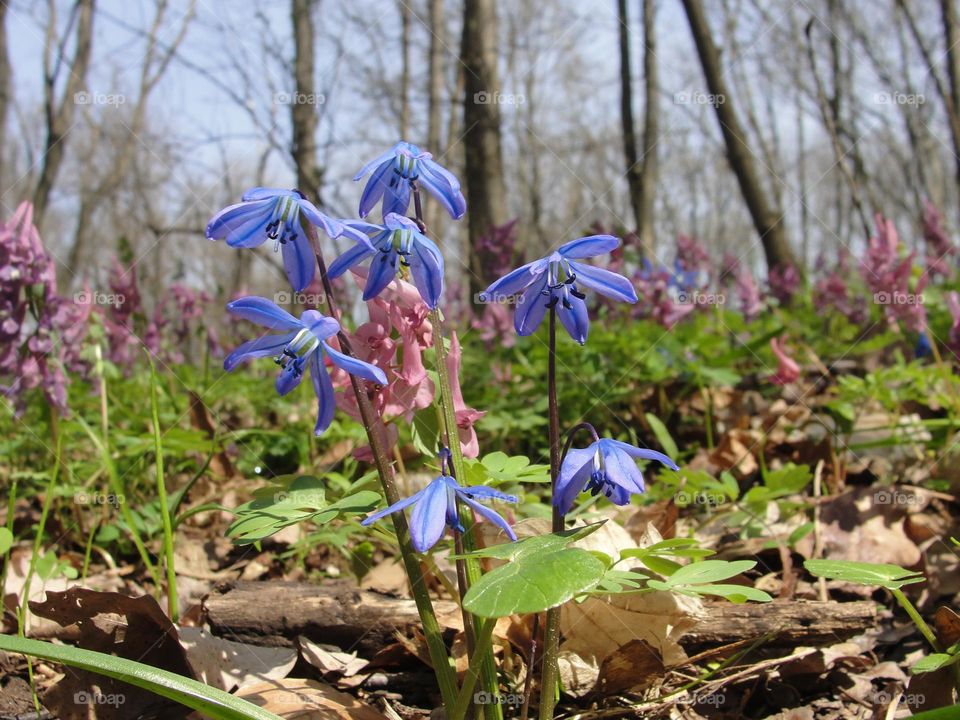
[291,0,323,202]
[425,0,445,235]
[460,0,508,296]
[943,0,960,221]
[0,1,10,186]
[638,0,658,255]
[617,0,643,245]
[399,0,410,139]
[680,0,797,273]
[33,0,96,226]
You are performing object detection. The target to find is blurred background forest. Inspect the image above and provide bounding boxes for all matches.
[3,0,960,308]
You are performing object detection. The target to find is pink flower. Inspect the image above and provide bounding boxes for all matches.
[445,331,485,458]
[768,335,800,385]
[734,266,763,322]
[922,200,954,278]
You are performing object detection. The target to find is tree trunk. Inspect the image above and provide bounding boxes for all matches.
[33,0,96,226]
[680,0,797,273]
[460,0,508,297]
[617,0,643,247]
[425,0,445,235]
[398,0,410,139]
[943,0,960,220]
[638,0,658,255]
[0,1,10,186]
[291,0,323,203]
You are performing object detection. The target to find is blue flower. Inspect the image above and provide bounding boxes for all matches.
[327,213,445,308]
[361,469,518,553]
[915,332,932,359]
[354,141,466,220]
[555,438,678,515]
[224,296,387,435]
[481,235,637,344]
[206,188,363,292]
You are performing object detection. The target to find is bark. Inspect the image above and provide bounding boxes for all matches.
[425,0,445,234]
[201,581,876,652]
[617,0,642,244]
[637,0,658,255]
[680,0,797,273]
[32,0,96,227]
[0,1,9,184]
[398,0,411,139]
[291,0,323,202]
[460,0,508,296]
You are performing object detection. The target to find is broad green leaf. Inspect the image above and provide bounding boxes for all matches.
[639,555,682,576]
[911,652,960,674]
[647,580,772,603]
[0,527,13,554]
[804,559,926,589]
[461,524,608,616]
[0,635,281,720]
[644,413,679,459]
[660,560,756,586]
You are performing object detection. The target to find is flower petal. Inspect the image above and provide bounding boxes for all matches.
[381,177,412,217]
[226,297,302,331]
[322,341,388,385]
[408,234,445,308]
[558,234,619,259]
[360,486,426,525]
[310,352,337,435]
[275,363,305,396]
[459,494,517,541]
[568,261,638,303]
[515,274,550,336]
[281,232,316,291]
[557,294,590,344]
[418,159,466,219]
[354,147,399,181]
[603,439,679,470]
[206,200,274,247]
[363,251,398,301]
[602,446,646,496]
[224,331,296,371]
[300,311,340,341]
[555,447,595,515]
[457,485,519,503]
[241,187,293,201]
[409,478,449,552]
[299,199,344,238]
[328,240,377,279]
[358,160,391,218]
[482,258,548,299]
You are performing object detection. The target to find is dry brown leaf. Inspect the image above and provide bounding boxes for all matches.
[235,678,387,719]
[595,639,665,696]
[179,626,297,691]
[298,637,369,678]
[556,650,598,698]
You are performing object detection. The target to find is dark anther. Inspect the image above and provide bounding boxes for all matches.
[545,295,559,309]
[571,289,586,300]
[292,189,306,199]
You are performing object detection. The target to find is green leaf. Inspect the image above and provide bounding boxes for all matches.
[0,635,281,720]
[0,527,13,554]
[644,413,679,459]
[647,581,772,603]
[660,560,756,586]
[911,652,960,674]
[804,559,926,589]
[461,524,608,617]
[638,555,682,576]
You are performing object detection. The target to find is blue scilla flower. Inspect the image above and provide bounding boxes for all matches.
[480,235,637,344]
[361,455,517,553]
[224,296,387,435]
[555,438,678,515]
[327,213,445,309]
[354,141,466,220]
[207,188,364,292]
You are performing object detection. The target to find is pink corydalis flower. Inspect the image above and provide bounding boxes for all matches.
[734,266,763,322]
[767,264,800,305]
[922,200,954,278]
[948,291,960,357]
[861,213,927,333]
[768,335,801,385]
[445,331,485,458]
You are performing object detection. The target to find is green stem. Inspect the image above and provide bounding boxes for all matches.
[1,478,18,599]
[540,307,563,720]
[891,588,941,652]
[148,354,178,622]
[309,229,458,712]
[451,618,499,720]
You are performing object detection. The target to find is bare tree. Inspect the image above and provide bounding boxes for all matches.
[0,1,10,185]
[680,0,797,273]
[617,0,642,245]
[291,0,323,202]
[33,0,96,226]
[638,0,658,255]
[461,0,508,294]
